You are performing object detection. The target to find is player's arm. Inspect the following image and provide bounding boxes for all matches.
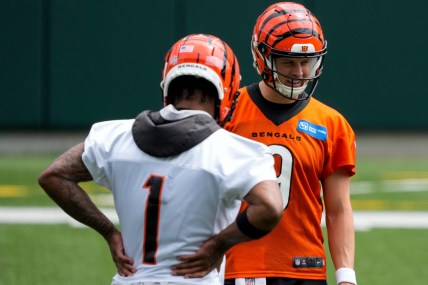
[171,180,283,278]
[323,167,357,285]
[38,143,114,237]
[38,143,136,277]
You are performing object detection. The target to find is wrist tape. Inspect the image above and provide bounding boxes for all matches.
[236,208,270,239]
[336,268,357,285]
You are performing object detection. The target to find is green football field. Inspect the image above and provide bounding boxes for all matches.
[1,154,428,284]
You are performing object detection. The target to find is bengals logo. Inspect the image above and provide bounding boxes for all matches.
[301,45,309,52]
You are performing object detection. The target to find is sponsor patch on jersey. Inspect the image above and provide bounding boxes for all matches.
[297,120,327,141]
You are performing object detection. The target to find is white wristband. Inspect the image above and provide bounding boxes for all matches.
[336,268,357,285]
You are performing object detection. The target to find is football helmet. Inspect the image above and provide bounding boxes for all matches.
[252,2,327,100]
[161,34,241,123]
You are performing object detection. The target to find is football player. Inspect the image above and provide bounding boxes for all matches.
[222,2,357,285]
[38,34,283,285]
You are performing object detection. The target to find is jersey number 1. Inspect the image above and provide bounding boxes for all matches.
[142,174,165,264]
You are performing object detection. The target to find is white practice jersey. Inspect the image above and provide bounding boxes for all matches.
[82,106,277,284]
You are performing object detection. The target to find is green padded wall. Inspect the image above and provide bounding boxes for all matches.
[0,0,44,128]
[1,0,427,130]
[47,0,174,128]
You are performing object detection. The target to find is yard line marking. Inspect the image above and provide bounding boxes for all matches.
[0,207,118,226]
[351,179,428,195]
[322,211,428,231]
[1,207,428,231]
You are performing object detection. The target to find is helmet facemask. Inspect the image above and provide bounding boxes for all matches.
[255,41,326,100]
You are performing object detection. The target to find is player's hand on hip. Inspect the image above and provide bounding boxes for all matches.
[107,229,137,277]
[171,237,223,278]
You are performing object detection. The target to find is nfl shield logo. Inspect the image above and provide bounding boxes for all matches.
[245,278,255,285]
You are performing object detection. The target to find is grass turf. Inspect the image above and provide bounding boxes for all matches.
[1,154,428,284]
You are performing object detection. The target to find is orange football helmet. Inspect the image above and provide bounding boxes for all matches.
[161,34,241,123]
[252,2,327,100]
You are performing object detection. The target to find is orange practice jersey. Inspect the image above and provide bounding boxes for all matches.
[224,84,356,280]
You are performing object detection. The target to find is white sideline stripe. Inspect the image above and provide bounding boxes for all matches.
[324,211,428,231]
[0,207,118,227]
[350,179,428,195]
[1,207,428,230]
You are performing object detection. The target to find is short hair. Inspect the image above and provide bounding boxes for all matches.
[168,75,218,102]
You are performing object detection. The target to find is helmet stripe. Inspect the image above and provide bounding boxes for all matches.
[258,7,307,39]
[164,49,172,63]
[182,35,190,45]
[219,38,236,99]
[270,27,322,48]
[219,40,227,80]
[258,4,323,46]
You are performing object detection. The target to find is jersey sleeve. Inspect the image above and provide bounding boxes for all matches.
[218,131,278,202]
[82,120,134,189]
[322,114,357,180]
